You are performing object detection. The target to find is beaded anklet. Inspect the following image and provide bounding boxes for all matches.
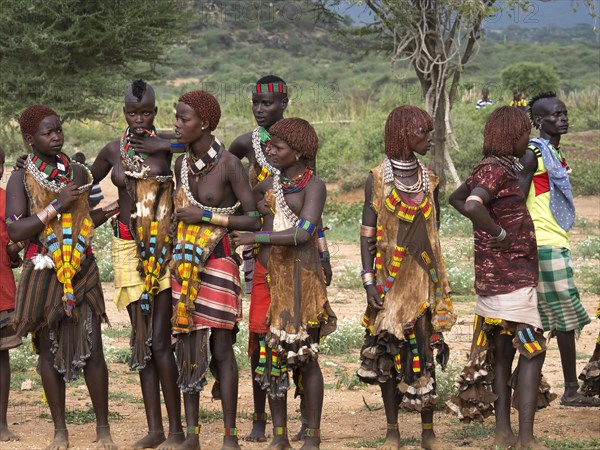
[188,425,201,435]
[387,423,399,430]
[422,423,433,430]
[223,427,237,437]
[253,412,267,421]
[273,427,287,436]
[304,428,320,438]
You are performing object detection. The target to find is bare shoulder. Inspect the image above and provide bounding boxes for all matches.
[228,132,253,159]
[222,150,245,170]
[174,154,185,170]
[97,139,120,161]
[308,175,326,195]
[520,147,538,172]
[7,169,25,190]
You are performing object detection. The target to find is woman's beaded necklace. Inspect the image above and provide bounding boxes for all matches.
[252,126,278,181]
[272,166,313,227]
[26,153,92,193]
[180,137,240,214]
[186,137,222,179]
[381,157,432,222]
[119,127,156,178]
[281,167,312,194]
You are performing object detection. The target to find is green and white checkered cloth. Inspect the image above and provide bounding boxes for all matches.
[537,246,591,333]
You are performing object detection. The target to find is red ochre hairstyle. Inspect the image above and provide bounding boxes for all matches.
[19,104,58,137]
[269,118,318,160]
[384,105,433,159]
[178,90,221,131]
[483,106,531,157]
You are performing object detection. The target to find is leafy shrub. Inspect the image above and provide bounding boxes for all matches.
[333,265,362,290]
[576,237,600,259]
[93,222,114,282]
[321,320,364,356]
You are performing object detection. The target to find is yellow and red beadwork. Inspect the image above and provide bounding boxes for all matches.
[44,213,93,317]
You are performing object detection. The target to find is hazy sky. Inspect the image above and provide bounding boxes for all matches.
[345,0,599,28]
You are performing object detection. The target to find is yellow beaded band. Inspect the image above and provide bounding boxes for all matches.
[187,425,201,435]
[422,423,433,430]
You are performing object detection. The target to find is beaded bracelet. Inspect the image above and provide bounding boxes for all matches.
[170,141,186,153]
[50,199,62,213]
[255,232,271,243]
[246,210,262,217]
[201,210,213,223]
[201,210,228,227]
[317,228,330,261]
[297,218,316,236]
[6,214,22,226]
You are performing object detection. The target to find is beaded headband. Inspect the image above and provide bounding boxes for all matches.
[253,83,288,95]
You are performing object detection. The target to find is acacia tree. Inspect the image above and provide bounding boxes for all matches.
[323,0,596,186]
[0,0,184,122]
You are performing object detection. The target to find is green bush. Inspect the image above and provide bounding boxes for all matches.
[333,265,363,290]
[321,320,364,356]
[233,322,250,371]
[93,222,114,282]
[435,362,463,409]
[501,62,560,97]
[323,199,362,242]
[576,237,600,259]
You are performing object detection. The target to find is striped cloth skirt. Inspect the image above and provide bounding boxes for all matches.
[172,256,242,332]
[14,256,105,381]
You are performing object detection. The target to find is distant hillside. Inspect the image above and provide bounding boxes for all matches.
[151,1,599,103]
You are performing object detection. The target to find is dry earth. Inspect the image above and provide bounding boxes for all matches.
[1,133,599,450]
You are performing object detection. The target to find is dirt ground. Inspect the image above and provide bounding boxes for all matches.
[2,141,600,449]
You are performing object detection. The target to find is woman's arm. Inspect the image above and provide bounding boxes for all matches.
[233,178,326,247]
[518,148,538,197]
[91,142,116,185]
[449,182,508,251]
[6,171,81,242]
[225,157,262,231]
[359,174,383,310]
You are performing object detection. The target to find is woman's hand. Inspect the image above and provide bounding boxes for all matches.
[321,259,332,286]
[486,233,510,252]
[128,135,171,154]
[366,284,383,310]
[57,182,81,210]
[13,154,27,171]
[231,231,255,247]
[175,206,203,224]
